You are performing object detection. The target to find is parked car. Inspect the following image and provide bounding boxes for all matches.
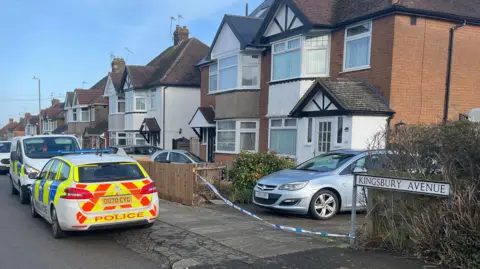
[110,146,162,159]
[253,149,386,220]
[150,150,205,164]
[0,141,11,175]
[10,135,81,204]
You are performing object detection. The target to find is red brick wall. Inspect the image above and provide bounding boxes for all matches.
[330,16,395,100]
[390,15,480,124]
[259,50,271,153]
[215,153,237,165]
[200,66,215,108]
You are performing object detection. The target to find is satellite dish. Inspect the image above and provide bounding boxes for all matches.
[468,108,480,122]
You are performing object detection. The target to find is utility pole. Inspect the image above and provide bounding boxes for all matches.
[32,77,41,134]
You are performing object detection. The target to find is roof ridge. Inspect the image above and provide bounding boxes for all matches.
[160,38,192,83]
[225,14,263,20]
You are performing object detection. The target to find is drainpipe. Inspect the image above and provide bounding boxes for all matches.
[162,86,168,149]
[443,20,466,123]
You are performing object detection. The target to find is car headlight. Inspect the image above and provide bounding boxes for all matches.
[24,165,39,175]
[278,181,309,191]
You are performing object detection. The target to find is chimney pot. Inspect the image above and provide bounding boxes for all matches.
[51,98,60,106]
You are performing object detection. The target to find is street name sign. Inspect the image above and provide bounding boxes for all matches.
[356,175,450,197]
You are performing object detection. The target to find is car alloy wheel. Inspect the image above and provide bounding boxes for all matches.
[309,190,339,220]
[30,196,38,218]
[51,207,67,239]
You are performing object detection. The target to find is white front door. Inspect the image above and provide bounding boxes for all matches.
[315,120,333,155]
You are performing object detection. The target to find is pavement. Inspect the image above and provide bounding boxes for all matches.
[0,174,159,269]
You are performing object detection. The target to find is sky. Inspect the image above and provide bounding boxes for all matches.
[0,0,263,125]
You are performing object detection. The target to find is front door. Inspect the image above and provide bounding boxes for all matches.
[315,120,333,155]
[207,127,215,163]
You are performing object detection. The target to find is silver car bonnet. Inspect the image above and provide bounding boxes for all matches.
[257,169,334,185]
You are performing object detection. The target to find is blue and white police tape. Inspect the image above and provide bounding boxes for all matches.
[193,171,351,238]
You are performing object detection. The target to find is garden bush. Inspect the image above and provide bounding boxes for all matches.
[362,121,480,269]
[228,151,295,203]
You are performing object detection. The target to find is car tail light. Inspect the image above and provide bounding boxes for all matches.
[61,188,94,199]
[140,182,157,194]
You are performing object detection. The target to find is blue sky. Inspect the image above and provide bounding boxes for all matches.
[0,0,263,125]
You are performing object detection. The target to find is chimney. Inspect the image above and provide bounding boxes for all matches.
[173,25,189,46]
[51,99,60,106]
[9,118,13,123]
[111,57,126,73]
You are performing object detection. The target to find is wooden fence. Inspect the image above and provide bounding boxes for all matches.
[137,160,226,206]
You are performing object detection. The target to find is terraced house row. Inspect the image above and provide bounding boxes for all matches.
[5,0,479,164]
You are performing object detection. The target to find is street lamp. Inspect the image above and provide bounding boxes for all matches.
[32,77,41,134]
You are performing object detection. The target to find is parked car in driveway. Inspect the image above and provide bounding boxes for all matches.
[110,146,162,159]
[253,149,386,220]
[150,150,205,164]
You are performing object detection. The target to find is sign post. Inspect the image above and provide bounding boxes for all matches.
[350,174,451,247]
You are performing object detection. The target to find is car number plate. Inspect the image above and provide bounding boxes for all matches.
[255,191,269,199]
[102,195,132,206]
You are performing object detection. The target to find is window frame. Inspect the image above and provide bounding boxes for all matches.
[208,64,218,93]
[201,128,208,145]
[117,95,125,113]
[342,20,373,72]
[305,118,313,145]
[150,90,156,110]
[80,107,90,122]
[218,55,239,91]
[72,109,77,122]
[135,97,147,111]
[215,120,259,154]
[268,118,298,157]
[271,37,302,81]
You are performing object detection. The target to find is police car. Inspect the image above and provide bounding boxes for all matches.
[28,150,159,238]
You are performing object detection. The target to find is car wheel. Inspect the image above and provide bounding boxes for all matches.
[19,183,29,204]
[51,207,67,239]
[30,196,38,218]
[11,179,19,195]
[309,190,340,220]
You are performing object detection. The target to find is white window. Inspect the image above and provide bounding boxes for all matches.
[217,121,236,152]
[305,36,329,75]
[81,108,89,122]
[201,128,208,144]
[343,21,372,71]
[218,56,238,90]
[216,120,258,153]
[272,38,301,81]
[135,133,146,145]
[117,96,125,113]
[241,55,260,87]
[117,133,126,146]
[306,118,313,145]
[90,107,95,121]
[135,97,146,111]
[209,64,218,93]
[269,118,297,156]
[150,90,156,110]
[72,109,77,122]
[109,132,116,147]
[125,91,133,112]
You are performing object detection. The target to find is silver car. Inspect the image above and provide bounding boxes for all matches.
[253,150,385,220]
[150,150,205,164]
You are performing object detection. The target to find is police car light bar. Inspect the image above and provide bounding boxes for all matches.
[56,149,113,155]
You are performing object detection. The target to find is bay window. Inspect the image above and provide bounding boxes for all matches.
[209,64,218,93]
[241,55,260,87]
[305,35,329,75]
[117,133,126,146]
[117,96,125,113]
[343,21,372,71]
[135,97,146,111]
[81,108,89,122]
[272,38,301,80]
[72,109,77,122]
[125,91,133,112]
[90,107,95,121]
[218,56,238,90]
[135,133,146,145]
[216,120,259,153]
[150,90,156,110]
[109,95,116,115]
[269,118,297,156]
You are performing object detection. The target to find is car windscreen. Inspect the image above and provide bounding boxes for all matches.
[183,152,204,163]
[294,153,356,172]
[78,163,145,183]
[23,137,80,159]
[0,142,11,153]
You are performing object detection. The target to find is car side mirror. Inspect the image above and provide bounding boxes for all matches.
[10,151,17,161]
[353,166,367,174]
[28,172,39,179]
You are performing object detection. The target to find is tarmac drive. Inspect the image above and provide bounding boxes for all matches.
[0,175,160,269]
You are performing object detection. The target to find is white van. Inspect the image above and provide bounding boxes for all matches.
[0,141,12,174]
[10,135,81,204]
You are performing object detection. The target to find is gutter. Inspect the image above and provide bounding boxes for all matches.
[443,20,467,123]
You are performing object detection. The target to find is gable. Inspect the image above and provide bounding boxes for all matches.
[303,92,337,112]
[211,23,240,59]
[72,93,79,107]
[104,75,115,96]
[123,73,132,91]
[264,2,304,37]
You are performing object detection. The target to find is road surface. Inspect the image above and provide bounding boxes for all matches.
[0,175,160,269]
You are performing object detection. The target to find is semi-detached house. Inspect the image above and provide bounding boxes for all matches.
[105,26,209,149]
[192,0,480,164]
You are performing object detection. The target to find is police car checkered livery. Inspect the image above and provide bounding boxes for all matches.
[29,151,159,238]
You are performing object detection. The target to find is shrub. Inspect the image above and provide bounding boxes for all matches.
[362,121,480,269]
[229,151,295,202]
